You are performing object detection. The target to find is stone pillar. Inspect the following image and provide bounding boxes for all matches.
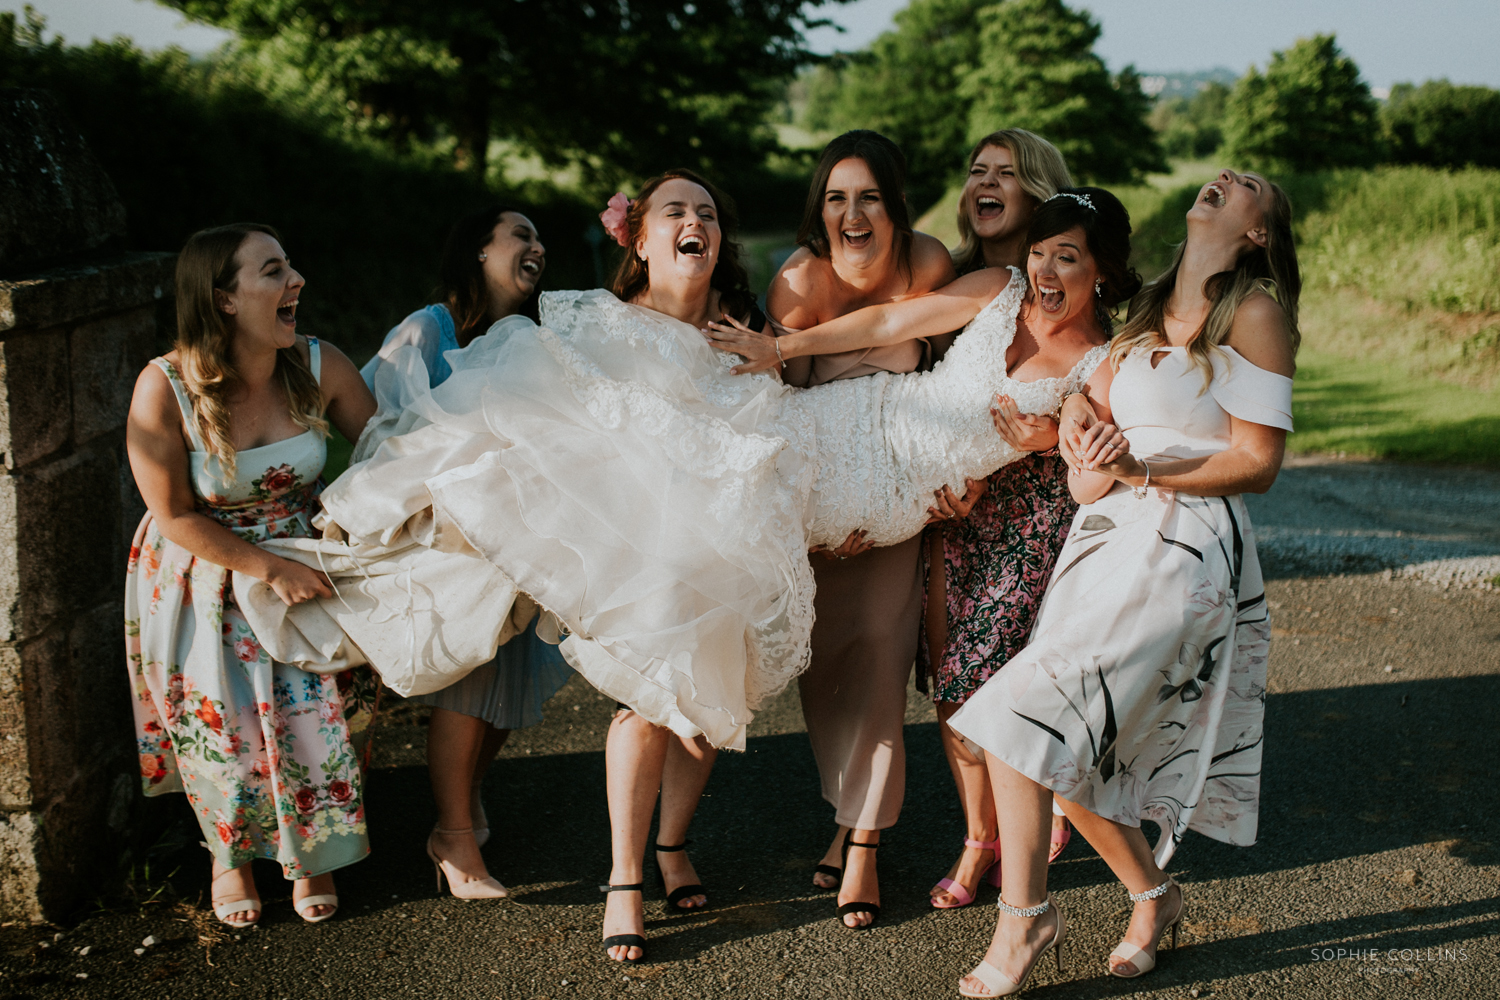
[0,89,176,922]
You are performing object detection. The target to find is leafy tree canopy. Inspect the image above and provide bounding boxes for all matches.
[1222,33,1380,173]
[962,0,1165,186]
[1382,80,1500,170]
[164,0,839,195]
[804,0,1163,206]
[1149,81,1229,160]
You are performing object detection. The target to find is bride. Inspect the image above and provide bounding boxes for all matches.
[239,175,1061,759]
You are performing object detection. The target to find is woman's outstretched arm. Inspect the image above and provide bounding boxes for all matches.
[705,266,1010,375]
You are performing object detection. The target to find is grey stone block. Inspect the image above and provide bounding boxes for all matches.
[0,89,125,272]
[71,306,155,444]
[0,251,176,333]
[0,812,43,924]
[0,328,71,471]
[0,644,29,808]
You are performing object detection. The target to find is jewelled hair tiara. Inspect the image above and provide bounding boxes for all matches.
[1046,191,1096,212]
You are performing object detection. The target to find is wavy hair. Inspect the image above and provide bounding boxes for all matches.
[610,168,755,322]
[436,205,541,342]
[1024,187,1141,333]
[953,129,1073,274]
[796,130,915,285]
[173,223,326,480]
[1112,176,1301,386]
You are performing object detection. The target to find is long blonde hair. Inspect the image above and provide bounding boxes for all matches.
[952,129,1073,274]
[1112,178,1301,385]
[174,224,327,480]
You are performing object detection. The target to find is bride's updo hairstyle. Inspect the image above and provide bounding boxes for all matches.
[797,129,915,283]
[1024,186,1141,331]
[437,204,542,338]
[610,168,756,322]
[174,223,326,480]
[1113,174,1300,385]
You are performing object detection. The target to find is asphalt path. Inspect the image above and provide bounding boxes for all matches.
[3,459,1497,999]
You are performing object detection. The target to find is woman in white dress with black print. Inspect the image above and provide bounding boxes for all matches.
[949,168,1300,997]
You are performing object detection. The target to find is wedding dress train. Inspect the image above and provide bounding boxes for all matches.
[238,269,1100,748]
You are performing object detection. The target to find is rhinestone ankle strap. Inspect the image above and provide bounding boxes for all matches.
[997,896,1051,918]
[1128,879,1173,903]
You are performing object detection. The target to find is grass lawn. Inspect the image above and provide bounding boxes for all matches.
[1292,347,1500,465]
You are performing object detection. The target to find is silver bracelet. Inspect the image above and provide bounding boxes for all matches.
[1132,460,1151,499]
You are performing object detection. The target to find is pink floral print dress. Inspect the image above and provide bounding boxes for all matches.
[126,340,376,878]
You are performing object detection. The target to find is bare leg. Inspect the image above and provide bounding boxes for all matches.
[603,710,670,962]
[655,734,716,909]
[291,872,337,920]
[470,724,511,832]
[425,707,495,883]
[959,754,1057,996]
[814,825,850,889]
[931,701,998,906]
[838,827,882,927]
[209,859,260,925]
[1055,800,1183,976]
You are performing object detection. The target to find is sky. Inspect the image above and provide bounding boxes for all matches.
[10,0,1500,91]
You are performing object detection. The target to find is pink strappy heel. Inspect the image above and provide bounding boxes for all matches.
[931,836,1002,909]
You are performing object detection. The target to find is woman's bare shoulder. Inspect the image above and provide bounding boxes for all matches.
[768,248,833,327]
[910,232,958,291]
[1227,290,1295,377]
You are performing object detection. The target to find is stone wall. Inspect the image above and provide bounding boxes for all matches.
[0,89,176,922]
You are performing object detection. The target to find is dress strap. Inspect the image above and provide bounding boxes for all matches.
[151,357,206,452]
[1066,344,1109,395]
[307,336,322,385]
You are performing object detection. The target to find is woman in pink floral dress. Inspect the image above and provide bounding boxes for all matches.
[125,224,377,926]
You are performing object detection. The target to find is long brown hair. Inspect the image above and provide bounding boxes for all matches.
[173,223,326,480]
[796,130,915,284]
[609,168,755,321]
[1024,187,1142,333]
[1113,176,1301,385]
[436,205,541,341]
[952,129,1073,274]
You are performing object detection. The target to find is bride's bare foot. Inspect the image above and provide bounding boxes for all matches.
[292,872,337,921]
[1109,881,1182,976]
[602,880,646,962]
[813,826,848,890]
[959,905,1061,996]
[930,840,997,908]
[655,847,707,910]
[837,833,880,929]
[209,859,261,926]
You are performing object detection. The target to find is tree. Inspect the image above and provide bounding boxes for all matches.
[1221,34,1380,173]
[1149,81,1229,160]
[962,0,1165,184]
[803,0,993,209]
[1382,80,1500,169]
[165,0,834,194]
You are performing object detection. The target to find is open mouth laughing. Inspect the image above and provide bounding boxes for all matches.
[1202,183,1227,208]
[1037,284,1064,312]
[277,295,298,326]
[520,257,542,276]
[842,227,872,250]
[676,235,707,257]
[976,195,1004,221]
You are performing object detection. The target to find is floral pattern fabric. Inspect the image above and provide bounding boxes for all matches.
[126,353,376,878]
[918,452,1078,705]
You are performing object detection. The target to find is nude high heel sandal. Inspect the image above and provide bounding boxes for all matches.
[1108,877,1184,978]
[427,827,509,900]
[209,859,261,928]
[959,893,1067,998]
[294,889,340,923]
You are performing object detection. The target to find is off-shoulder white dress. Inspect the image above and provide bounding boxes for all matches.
[950,345,1293,864]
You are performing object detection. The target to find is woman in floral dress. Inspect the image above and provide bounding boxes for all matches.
[920,130,1081,909]
[125,223,377,926]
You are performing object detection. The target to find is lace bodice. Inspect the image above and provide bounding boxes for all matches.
[787,268,1105,547]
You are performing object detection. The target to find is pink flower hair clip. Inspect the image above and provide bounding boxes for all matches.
[600,192,632,247]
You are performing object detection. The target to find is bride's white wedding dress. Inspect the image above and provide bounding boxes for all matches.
[238,268,1104,748]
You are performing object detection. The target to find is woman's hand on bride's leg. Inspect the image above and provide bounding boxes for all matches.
[926,479,986,525]
[810,529,873,561]
[703,316,781,375]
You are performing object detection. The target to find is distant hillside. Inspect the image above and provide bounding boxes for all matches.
[1137,68,1239,101]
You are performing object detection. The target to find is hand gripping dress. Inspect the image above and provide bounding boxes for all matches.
[238,272,1044,750]
[126,340,376,877]
[949,344,1293,866]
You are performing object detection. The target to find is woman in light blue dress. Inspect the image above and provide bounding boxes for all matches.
[362,206,571,898]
